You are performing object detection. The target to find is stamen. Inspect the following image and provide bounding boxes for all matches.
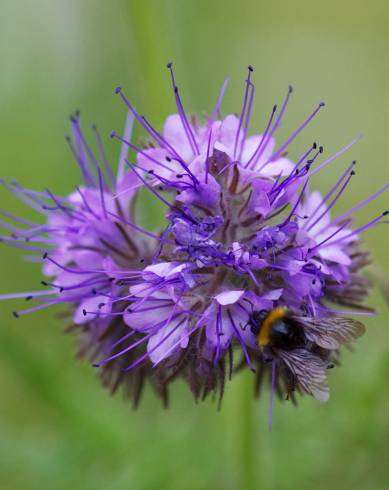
[307,219,352,254]
[0,210,37,227]
[0,290,56,300]
[123,314,186,371]
[306,167,356,231]
[214,305,223,365]
[167,62,199,155]
[269,143,319,199]
[234,65,254,159]
[106,210,175,245]
[246,104,277,169]
[207,78,229,129]
[281,178,309,225]
[331,182,389,227]
[238,67,255,161]
[305,135,362,179]
[152,322,200,367]
[303,161,356,228]
[253,85,293,166]
[94,330,153,367]
[266,101,325,164]
[205,127,213,184]
[320,211,388,248]
[97,168,108,219]
[12,300,61,317]
[111,131,173,172]
[126,162,176,209]
[91,124,116,187]
[67,125,95,187]
[115,87,185,163]
[75,186,101,220]
[0,237,50,253]
[71,115,106,188]
[43,254,102,275]
[227,309,255,372]
[1,181,49,214]
[117,111,135,182]
[44,188,86,223]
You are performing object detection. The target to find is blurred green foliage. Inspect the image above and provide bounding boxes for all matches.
[0,1,389,489]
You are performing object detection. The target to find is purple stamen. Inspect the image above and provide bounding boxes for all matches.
[269,143,319,199]
[1,181,49,214]
[281,178,309,225]
[75,186,101,220]
[123,315,186,371]
[214,305,223,365]
[167,63,199,156]
[207,78,229,129]
[44,254,101,275]
[304,161,356,228]
[44,188,86,223]
[126,162,176,210]
[267,102,325,164]
[305,135,361,179]
[117,111,135,182]
[330,182,389,227]
[320,211,388,248]
[94,330,153,367]
[227,309,255,372]
[253,85,293,165]
[153,322,200,367]
[12,300,61,317]
[307,168,355,232]
[111,131,173,173]
[246,104,278,169]
[238,77,255,161]
[97,168,108,219]
[115,87,185,162]
[0,237,50,253]
[92,124,116,187]
[308,219,352,254]
[234,65,254,159]
[71,115,105,187]
[0,289,56,300]
[106,210,175,245]
[0,210,37,227]
[205,127,213,184]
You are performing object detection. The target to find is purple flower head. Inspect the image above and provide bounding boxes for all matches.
[1,65,387,411]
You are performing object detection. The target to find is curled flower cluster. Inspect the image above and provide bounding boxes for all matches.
[1,65,386,409]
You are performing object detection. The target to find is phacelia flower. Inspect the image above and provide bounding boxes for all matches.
[1,64,387,411]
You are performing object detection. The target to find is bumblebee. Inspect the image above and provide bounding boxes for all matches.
[246,306,365,401]
[248,307,304,350]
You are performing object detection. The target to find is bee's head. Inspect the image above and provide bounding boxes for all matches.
[253,307,306,351]
[249,309,268,336]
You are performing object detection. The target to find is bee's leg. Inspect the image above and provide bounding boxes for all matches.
[284,368,297,402]
[239,320,250,331]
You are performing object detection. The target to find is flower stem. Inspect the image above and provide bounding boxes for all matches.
[239,371,257,490]
[125,1,175,118]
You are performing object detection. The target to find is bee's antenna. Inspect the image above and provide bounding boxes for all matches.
[241,297,255,313]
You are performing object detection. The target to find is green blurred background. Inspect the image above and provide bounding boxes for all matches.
[0,1,389,489]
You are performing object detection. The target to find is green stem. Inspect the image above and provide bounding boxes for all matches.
[125,0,176,119]
[239,371,257,490]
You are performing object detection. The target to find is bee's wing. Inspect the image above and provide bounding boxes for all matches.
[276,349,330,402]
[294,316,366,350]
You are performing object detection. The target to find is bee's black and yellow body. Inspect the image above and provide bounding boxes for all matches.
[244,306,365,401]
[249,307,304,351]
